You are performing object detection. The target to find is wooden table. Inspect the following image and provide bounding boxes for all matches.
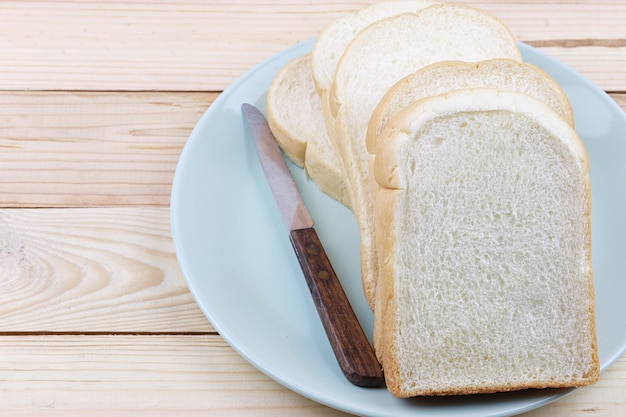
[1,1,624,415]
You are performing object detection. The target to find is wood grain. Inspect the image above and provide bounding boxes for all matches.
[612,93,626,108]
[0,334,351,417]
[0,207,212,333]
[0,1,624,91]
[0,334,623,416]
[1,92,624,208]
[290,227,383,387]
[0,1,624,415]
[0,91,214,207]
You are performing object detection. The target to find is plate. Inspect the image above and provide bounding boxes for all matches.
[171,39,626,417]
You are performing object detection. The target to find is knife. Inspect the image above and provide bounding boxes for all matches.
[241,103,383,388]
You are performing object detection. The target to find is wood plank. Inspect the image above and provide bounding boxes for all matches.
[0,334,623,416]
[522,46,626,93]
[0,0,339,92]
[0,207,212,333]
[1,91,624,208]
[0,334,351,417]
[0,91,214,207]
[462,1,626,40]
[612,92,626,109]
[0,1,624,92]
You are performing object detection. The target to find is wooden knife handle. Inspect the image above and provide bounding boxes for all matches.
[289,227,384,388]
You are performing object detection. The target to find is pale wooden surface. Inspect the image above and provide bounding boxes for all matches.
[0,1,624,416]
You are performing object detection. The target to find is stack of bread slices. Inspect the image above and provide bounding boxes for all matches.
[266,0,599,397]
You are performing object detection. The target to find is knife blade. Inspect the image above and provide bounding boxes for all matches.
[242,103,383,388]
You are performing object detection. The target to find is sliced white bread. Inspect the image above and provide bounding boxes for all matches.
[328,3,522,308]
[373,88,598,397]
[312,0,438,170]
[269,1,437,208]
[266,54,350,206]
[367,60,575,352]
[266,54,310,167]
[366,58,575,154]
[311,0,438,97]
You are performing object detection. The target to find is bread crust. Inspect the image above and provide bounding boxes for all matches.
[366,58,575,154]
[374,89,589,188]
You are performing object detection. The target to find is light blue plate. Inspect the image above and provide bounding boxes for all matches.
[171,39,626,417]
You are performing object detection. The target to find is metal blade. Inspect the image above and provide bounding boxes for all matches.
[242,103,313,231]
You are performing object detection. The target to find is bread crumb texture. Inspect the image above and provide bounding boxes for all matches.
[390,111,597,396]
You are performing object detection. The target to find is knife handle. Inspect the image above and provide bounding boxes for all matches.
[289,227,384,388]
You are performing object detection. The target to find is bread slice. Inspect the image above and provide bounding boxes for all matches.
[266,54,350,206]
[368,59,575,356]
[373,88,598,397]
[366,58,575,154]
[328,3,522,308]
[266,54,309,167]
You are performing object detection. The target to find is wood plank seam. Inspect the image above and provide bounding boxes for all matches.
[526,39,626,48]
